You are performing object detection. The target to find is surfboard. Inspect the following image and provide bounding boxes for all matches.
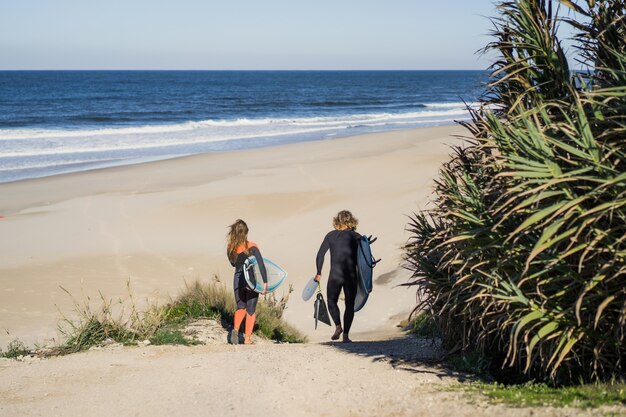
[243,256,287,293]
[354,235,378,312]
[302,277,318,301]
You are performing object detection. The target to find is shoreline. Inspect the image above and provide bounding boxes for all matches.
[0,124,467,347]
[0,121,462,187]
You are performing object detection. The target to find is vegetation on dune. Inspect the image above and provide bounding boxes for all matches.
[2,277,305,357]
[54,283,166,353]
[402,311,442,338]
[162,279,304,344]
[0,339,30,359]
[405,0,625,384]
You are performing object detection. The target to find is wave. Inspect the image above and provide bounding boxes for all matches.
[0,106,472,142]
[0,124,363,158]
[424,102,479,108]
[0,104,473,182]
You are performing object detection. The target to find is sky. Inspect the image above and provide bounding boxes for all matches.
[0,1,528,70]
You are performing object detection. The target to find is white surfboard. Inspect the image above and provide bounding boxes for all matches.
[302,277,318,301]
[243,256,287,293]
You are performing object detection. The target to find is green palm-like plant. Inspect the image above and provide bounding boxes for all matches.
[405,0,625,383]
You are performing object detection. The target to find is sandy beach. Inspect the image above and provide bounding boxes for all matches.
[0,124,465,347]
[2,125,623,417]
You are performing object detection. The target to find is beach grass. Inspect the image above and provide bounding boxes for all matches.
[0,339,30,359]
[456,381,626,409]
[150,326,192,346]
[164,279,235,325]
[403,312,441,339]
[3,277,306,357]
[255,300,304,343]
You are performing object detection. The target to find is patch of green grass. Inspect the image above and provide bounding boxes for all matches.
[163,301,221,324]
[461,382,626,409]
[405,312,441,338]
[150,326,190,346]
[444,349,626,409]
[447,351,492,377]
[1,339,30,358]
[166,280,234,325]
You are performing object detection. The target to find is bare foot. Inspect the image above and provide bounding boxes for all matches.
[331,326,343,341]
[342,334,352,343]
[244,337,252,345]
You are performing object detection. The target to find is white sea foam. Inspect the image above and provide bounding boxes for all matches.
[424,101,479,109]
[0,125,346,158]
[0,107,470,142]
[0,104,472,182]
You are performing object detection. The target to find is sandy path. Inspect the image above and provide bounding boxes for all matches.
[0,336,615,417]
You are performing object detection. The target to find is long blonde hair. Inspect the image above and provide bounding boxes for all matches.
[333,210,358,231]
[227,219,249,262]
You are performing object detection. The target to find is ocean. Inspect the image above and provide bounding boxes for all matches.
[0,70,487,183]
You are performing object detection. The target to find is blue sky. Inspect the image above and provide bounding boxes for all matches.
[2,1,499,70]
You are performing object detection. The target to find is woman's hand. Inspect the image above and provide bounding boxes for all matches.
[261,282,268,295]
[314,274,321,282]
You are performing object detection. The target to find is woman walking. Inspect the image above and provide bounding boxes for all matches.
[227,219,268,345]
[314,210,361,343]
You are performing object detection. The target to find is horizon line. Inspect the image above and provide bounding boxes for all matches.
[0,68,489,72]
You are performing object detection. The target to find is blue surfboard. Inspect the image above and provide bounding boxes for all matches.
[354,235,379,312]
[243,256,287,293]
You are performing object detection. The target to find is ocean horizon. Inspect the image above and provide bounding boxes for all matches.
[0,70,487,183]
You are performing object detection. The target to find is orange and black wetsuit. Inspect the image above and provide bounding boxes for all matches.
[229,242,268,339]
[316,229,361,334]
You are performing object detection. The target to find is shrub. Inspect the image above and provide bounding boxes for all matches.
[1,339,30,359]
[404,0,626,383]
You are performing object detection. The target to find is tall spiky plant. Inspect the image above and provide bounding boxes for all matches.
[405,0,625,383]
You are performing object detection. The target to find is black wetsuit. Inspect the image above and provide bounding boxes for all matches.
[230,244,268,315]
[316,229,361,334]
